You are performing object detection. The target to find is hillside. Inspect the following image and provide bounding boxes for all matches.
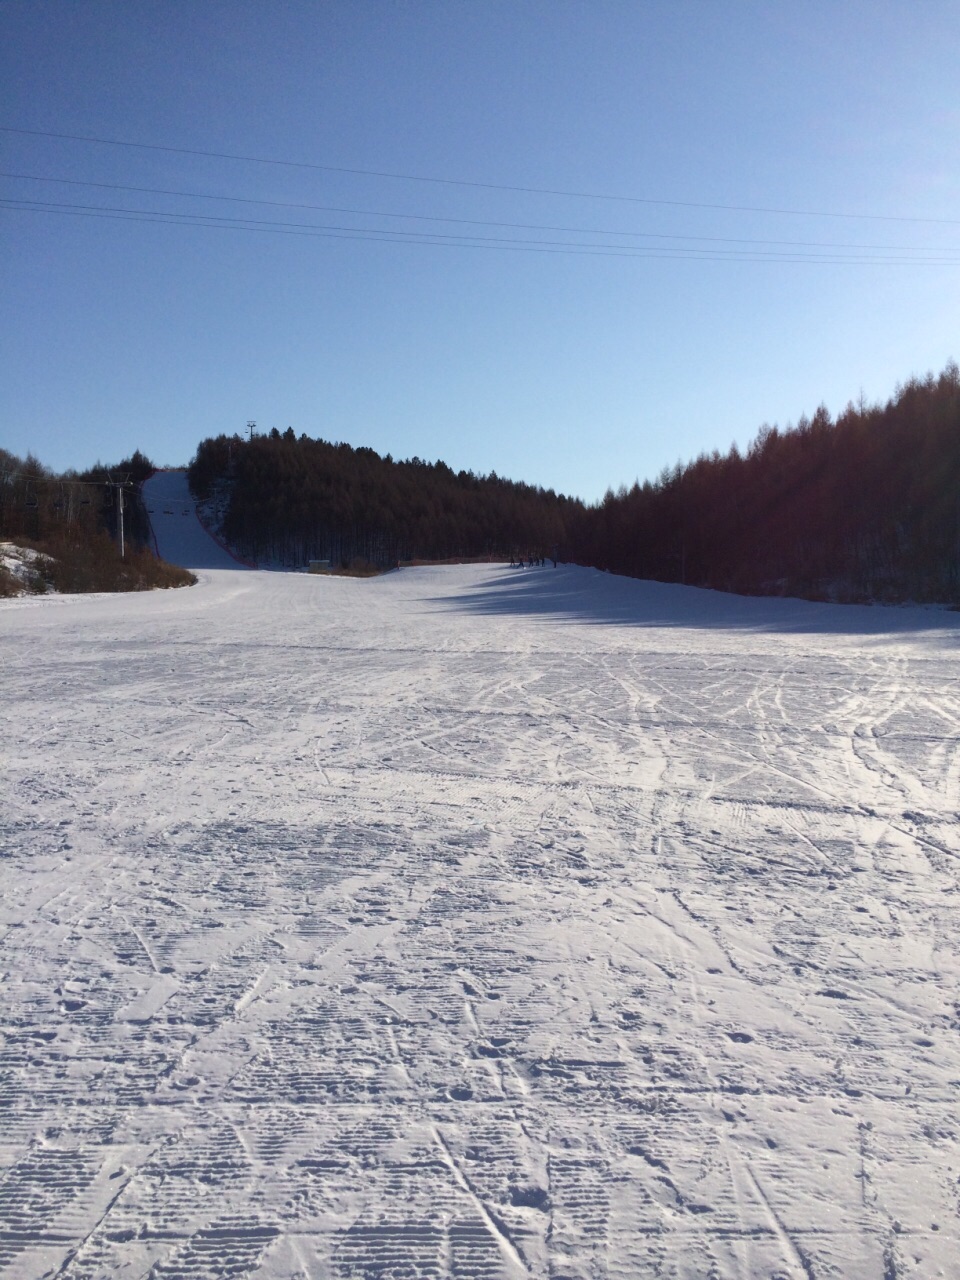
[188,431,582,569]
[0,448,195,595]
[578,363,960,603]
[187,364,960,602]
[143,469,252,570]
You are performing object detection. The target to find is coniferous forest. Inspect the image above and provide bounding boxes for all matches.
[188,362,960,603]
[4,361,959,602]
[187,431,579,568]
[0,449,194,594]
[577,363,960,602]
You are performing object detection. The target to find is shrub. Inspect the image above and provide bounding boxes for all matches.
[0,563,20,597]
[10,532,196,594]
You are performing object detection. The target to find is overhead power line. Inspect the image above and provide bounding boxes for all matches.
[5,197,960,265]
[3,124,958,228]
[0,466,136,490]
[2,171,956,256]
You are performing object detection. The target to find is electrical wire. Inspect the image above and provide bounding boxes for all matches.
[0,467,136,490]
[2,170,956,256]
[3,124,958,227]
[4,198,960,265]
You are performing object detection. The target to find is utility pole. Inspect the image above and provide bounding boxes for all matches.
[107,476,127,558]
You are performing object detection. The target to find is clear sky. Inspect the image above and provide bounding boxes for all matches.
[2,1,958,502]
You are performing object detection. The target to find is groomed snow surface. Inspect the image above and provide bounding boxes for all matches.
[2,485,959,1279]
[142,471,251,571]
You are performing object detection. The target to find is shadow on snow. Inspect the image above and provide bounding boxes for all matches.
[432,564,960,638]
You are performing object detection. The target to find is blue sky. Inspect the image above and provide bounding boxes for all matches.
[2,1,958,502]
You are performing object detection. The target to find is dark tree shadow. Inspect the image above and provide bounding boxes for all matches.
[431,565,960,638]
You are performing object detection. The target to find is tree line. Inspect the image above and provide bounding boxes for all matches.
[575,362,960,602]
[188,364,960,602]
[188,430,581,568]
[6,359,958,602]
[0,448,193,594]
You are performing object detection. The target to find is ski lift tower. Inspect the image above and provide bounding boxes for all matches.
[247,420,257,440]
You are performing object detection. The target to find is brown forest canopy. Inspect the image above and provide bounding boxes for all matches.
[577,362,960,602]
[188,431,582,567]
[0,448,194,593]
[0,448,155,550]
[10,359,952,599]
[189,363,960,600]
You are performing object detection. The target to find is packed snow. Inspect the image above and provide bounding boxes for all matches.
[144,471,250,571]
[1,542,50,594]
[2,485,959,1279]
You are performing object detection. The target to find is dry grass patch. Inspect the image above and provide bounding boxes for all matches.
[0,563,22,597]
[3,533,196,595]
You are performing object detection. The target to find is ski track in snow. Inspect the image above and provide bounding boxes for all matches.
[0,473,959,1278]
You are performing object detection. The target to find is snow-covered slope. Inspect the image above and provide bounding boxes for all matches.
[2,565,959,1278]
[144,469,250,570]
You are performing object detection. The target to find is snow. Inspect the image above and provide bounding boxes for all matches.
[1,541,49,594]
[2,541,960,1277]
[144,470,251,571]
